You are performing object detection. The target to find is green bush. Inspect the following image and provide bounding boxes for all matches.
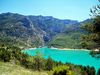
[33,52,45,71]
[81,66,95,75]
[53,65,70,75]
[0,46,28,62]
[0,47,11,62]
[46,56,54,70]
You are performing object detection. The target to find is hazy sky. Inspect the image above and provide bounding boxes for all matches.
[0,0,99,21]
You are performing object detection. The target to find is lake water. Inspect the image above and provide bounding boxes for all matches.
[22,47,100,71]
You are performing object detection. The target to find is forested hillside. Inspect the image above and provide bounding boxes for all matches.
[0,12,90,48]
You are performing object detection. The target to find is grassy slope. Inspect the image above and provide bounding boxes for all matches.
[0,61,48,75]
[48,32,82,48]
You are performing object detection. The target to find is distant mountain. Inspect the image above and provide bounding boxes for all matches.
[29,15,79,33]
[28,15,80,41]
[0,12,90,48]
[80,19,92,24]
[0,13,45,48]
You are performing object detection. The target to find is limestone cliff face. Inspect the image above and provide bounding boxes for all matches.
[0,12,87,47]
[0,13,45,47]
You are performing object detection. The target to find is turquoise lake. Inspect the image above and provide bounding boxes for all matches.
[22,47,100,71]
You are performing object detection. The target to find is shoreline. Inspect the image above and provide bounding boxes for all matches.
[50,47,90,51]
[22,47,100,52]
[22,47,90,51]
[22,47,37,50]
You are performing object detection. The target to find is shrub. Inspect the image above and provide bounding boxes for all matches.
[46,56,54,70]
[0,47,11,62]
[53,65,70,75]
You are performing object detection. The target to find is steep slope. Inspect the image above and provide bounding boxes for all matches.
[47,32,82,48]
[48,19,92,48]
[0,12,89,48]
[28,15,79,40]
[0,13,45,48]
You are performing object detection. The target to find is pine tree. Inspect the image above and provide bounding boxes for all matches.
[46,56,53,70]
[81,0,100,49]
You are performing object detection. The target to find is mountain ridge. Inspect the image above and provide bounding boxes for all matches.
[0,12,90,48]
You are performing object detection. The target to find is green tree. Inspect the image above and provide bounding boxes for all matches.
[0,47,11,62]
[33,52,44,71]
[46,56,53,71]
[81,0,100,49]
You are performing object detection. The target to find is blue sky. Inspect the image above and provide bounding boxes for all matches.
[0,0,99,21]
